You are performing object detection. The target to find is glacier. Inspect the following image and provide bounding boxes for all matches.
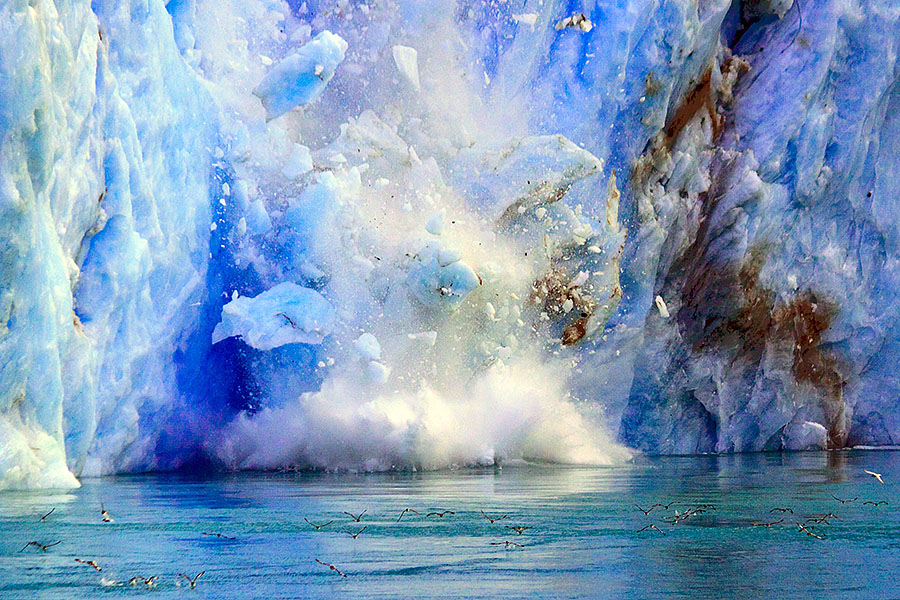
[1,0,899,488]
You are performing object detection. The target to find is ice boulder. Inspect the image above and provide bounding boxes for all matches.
[253,31,348,121]
[212,283,336,350]
[407,242,480,309]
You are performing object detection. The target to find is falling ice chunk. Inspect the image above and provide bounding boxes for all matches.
[392,45,421,92]
[425,210,445,235]
[655,295,670,318]
[512,13,539,27]
[282,144,313,179]
[253,31,348,121]
[212,282,336,350]
[354,333,382,360]
[555,13,593,33]
[368,361,391,384]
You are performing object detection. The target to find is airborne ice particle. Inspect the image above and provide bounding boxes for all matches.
[253,31,348,120]
[354,333,382,360]
[392,45,421,92]
[655,295,670,318]
[555,13,593,33]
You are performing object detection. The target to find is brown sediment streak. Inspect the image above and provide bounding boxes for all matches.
[677,247,846,448]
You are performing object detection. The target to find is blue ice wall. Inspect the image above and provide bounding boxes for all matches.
[2,0,900,488]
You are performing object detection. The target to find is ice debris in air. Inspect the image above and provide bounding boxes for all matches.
[253,31,348,120]
[212,282,336,350]
[555,13,593,33]
[392,45,421,92]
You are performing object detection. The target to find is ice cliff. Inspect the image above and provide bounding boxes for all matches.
[1,0,898,488]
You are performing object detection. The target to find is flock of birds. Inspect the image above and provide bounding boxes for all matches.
[12,468,891,586]
[304,506,536,578]
[19,501,206,589]
[634,469,888,540]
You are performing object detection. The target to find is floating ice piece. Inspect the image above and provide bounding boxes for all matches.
[354,333,382,360]
[407,242,480,309]
[282,144,313,179]
[253,31,348,120]
[392,45,421,92]
[655,295,670,318]
[555,13,593,33]
[453,135,603,221]
[513,13,539,27]
[212,282,336,350]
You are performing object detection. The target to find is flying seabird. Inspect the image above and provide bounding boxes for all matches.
[21,541,61,552]
[490,540,524,548]
[346,526,367,539]
[634,504,655,515]
[480,510,508,524]
[39,507,56,522]
[75,559,102,572]
[202,532,236,540]
[305,518,335,530]
[650,501,678,511]
[864,470,885,484]
[426,510,455,518]
[178,571,205,588]
[100,502,112,523]
[637,524,665,534]
[751,519,783,527]
[831,495,857,504]
[505,525,531,535]
[770,507,793,514]
[397,508,419,522]
[343,510,367,522]
[863,500,889,506]
[315,558,347,578]
[796,522,825,540]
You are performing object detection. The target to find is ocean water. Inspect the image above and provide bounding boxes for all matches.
[2,451,899,599]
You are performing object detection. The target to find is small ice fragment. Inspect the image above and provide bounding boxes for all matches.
[426,210,445,235]
[210,222,218,231]
[569,271,589,288]
[375,177,390,187]
[282,144,313,179]
[237,218,247,236]
[368,361,391,383]
[555,13,593,32]
[655,295,670,318]
[392,45,421,92]
[222,182,231,196]
[512,13,539,27]
[354,333,381,360]
[484,302,496,320]
[253,31,348,120]
[407,331,438,346]
[562,298,574,313]
[587,245,601,253]
[534,207,547,220]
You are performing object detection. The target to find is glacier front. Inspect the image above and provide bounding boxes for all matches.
[1,0,899,488]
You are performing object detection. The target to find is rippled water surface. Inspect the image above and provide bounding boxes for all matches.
[2,451,900,599]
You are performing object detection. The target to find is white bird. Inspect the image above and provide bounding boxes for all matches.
[865,470,885,484]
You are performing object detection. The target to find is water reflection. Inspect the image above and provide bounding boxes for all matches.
[1,452,899,598]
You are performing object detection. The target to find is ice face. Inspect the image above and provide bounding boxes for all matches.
[1,0,900,488]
